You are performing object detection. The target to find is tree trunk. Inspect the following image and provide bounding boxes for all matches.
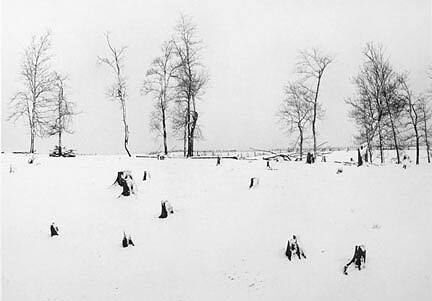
[312,75,322,159]
[377,122,384,163]
[29,124,35,153]
[183,123,187,157]
[189,111,198,158]
[121,100,131,157]
[415,132,419,165]
[298,125,303,161]
[423,114,430,163]
[58,131,62,157]
[162,108,168,155]
[383,95,400,164]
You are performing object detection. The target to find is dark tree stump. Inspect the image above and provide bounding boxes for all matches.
[266,161,271,169]
[336,168,343,174]
[50,223,59,237]
[285,235,306,261]
[216,156,221,166]
[143,171,150,181]
[357,149,363,167]
[114,171,134,196]
[249,177,259,189]
[344,245,366,275]
[159,202,168,218]
[306,152,313,164]
[285,241,292,260]
[122,233,128,248]
[128,235,135,246]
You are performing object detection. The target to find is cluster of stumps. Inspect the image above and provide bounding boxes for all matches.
[49,155,367,275]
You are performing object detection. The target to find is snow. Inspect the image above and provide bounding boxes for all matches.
[2,152,432,301]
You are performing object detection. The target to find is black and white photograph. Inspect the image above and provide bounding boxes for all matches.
[1,0,431,300]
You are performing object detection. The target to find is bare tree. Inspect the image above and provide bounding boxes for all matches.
[366,43,405,163]
[142,40,178,155]
[346,92,377,162]
[98,33,131,157]
[348,43,405,164]
[172,15,208,157]
[398,75,422,164]
[9,31,55,153]
[418,97,431,163]
[279,81,313,160]
[47,72,77,156]
[297,48,333,158]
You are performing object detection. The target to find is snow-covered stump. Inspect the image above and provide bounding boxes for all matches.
[249,177,259,189]
[113,171,135,197]
[9,165,15,173]
[216,156,221,166]
[306,152,314,164]
[122,232,135,248]
[159,200,174,218]
[343,245,366,275]
[357,149,363,167]
[50,223,59,237]
[128,235,135,246]
[266,160,271,169]
[28,156,35,164]
[336,168,343,174]
[142,171,151,181]
[285,235,306,261]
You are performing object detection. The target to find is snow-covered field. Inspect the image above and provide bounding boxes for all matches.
[2,152,432,301]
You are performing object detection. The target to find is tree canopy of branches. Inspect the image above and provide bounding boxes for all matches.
[142,40,178,155]
[347,43,405,164]
[296,48,333,158]
[9,31,55,153]
[47,72,76,156]
[279,81,314,160]
[98,33,131,157]
[172,15,208,157]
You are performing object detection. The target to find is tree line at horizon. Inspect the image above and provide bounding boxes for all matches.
[279,43,431,165]
[8,15,432,163]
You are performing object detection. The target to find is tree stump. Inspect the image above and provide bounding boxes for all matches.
[50,223,59,237]
[216,156,221,166]
[143,171,151,181]
[249,177,259,189]
[114,171,135,196]
[343,245,366,275]
[285,235,306,261]
[306,152,313,164]
[128,235,135,246]
[336,168,343,174]
[122,232,128,248]
[159,201,168,218]
[357,149,363,167]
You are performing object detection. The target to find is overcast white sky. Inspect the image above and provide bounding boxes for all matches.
[1,0,431,154]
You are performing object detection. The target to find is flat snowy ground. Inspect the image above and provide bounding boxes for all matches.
[2,152,432,301]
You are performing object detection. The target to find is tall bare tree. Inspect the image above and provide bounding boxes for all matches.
[47,72,76,156]
[9,31,55,153]
[98,33,131,157]
[297,48,333,158]
[172,15,208,157]
[398,75,422,164]
[279,81,314,160]
[418,97,431,163]
[142,40,178,155]
[346,91,377,162]
[348,43,405,164]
